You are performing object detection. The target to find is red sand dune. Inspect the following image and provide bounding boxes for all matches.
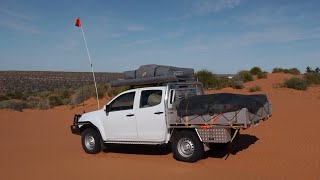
[0,73,319,180]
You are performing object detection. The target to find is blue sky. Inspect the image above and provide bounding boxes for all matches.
[0,0,319,74]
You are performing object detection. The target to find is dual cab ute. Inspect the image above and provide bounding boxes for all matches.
[71,82,271,162]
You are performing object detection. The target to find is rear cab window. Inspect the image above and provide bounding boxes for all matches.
[140,90,162,108]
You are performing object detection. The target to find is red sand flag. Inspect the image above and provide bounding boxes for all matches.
[75,17,81,27]
[74,17,100,109]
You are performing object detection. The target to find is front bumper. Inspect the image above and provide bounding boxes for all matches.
[70,125,81,135]
[70,114,82,135]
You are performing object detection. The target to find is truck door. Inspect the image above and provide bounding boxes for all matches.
[135,88,166,141]
[103,91,138,141]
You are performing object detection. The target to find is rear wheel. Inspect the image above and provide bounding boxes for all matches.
[81,128,102,154]
[172,131,204,163]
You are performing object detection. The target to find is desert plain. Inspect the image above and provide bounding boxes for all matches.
[0,73,319,180]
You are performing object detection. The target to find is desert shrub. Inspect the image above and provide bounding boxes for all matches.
[0,99,25,111]
[195,69,220,89]
[235,71,253,82]
[288,68,300,75]
[250,67,262,75]
[60,89,71,99]
[25,97,42,109]
[5,91,24,100]
[272,67,300,75]
[304,73,320,85]
[97,84,110,98]
[37,99,50,110]
[0,93,9,101]
[283,77,308,90]
[107,86,128,97]
[48,95,63,107]
[249,85,262,92]
[257,72,268,79]
[272,68,284,73]
[70,85,96,105]
[230,80,244,89]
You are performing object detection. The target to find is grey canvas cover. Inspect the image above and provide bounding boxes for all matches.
[177,93,268,117]
[110,64,194,87]
[124,64,194,79]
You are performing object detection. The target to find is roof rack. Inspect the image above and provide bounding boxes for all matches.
[110,75,195,88]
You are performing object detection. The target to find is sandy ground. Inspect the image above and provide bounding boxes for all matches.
[0,73,319,180]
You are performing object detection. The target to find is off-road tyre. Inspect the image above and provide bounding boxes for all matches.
[172,131,204,163]
[81,128,102,154]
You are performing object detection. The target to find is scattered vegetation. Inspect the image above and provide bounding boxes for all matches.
[234,70,253,82]
[0,83,128,111]
[280,66,320,91]
[248,85,262,92]
[283,78,308,91]
[257,71,268,79]
[272,67,301,75]
[250,67,262,75]
[304,72,320,85]
[306,66,320,73]
[195,69,220,89]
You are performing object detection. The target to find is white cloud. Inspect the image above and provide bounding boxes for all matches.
[211,27,320,49]
[0,8,39,34]
[164,14,191,22]
[192,0,241,14]
[127,24,145,32]
[163,31,185,38]
[123,37,160,47]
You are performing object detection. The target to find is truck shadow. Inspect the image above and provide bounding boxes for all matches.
[102,134,258,158]
[103,144,171,156]
[204,134,259,159]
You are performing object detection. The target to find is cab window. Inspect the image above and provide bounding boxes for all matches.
[140,90,162,108]
[109,92,135,112]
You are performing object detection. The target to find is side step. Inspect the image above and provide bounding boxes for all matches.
[104,141,163,145]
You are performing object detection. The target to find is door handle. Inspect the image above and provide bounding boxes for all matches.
[154,112,164,115]
[126,114,134,117]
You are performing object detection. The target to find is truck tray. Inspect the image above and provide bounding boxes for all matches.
[168,102,272,129]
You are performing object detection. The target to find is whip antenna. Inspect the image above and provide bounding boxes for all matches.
[75,17,100,109]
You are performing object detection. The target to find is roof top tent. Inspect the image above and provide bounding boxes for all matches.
[110,64,195,87]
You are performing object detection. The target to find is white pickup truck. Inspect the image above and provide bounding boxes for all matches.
[71,82,271,162]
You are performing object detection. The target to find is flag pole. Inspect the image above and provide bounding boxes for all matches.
[77,18,100,109]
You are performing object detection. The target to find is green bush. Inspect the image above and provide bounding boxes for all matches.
[195,69,220,89]
[5,91,24,100]
[257,72,268,79]
[249,85,262,92]
[272,67,300,75]
[230,81,244,89]
[37,99,50,110]
[235,71,253,82]
[107,86,128,97]
[272,68,284,73]
[288,68,300,75]
[250,67,262,75]
[0,93,9,101]
[60,89,71,99]
[25,97,42,109]
[70,85,96,105]
[48,95,63,107]
[97,84,110,98]
[284,77,308,90]
[304,73,320,85]
[0,99,25,111]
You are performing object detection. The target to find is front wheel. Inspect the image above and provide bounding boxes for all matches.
[81,128,102,154]
[172,131,204,163]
